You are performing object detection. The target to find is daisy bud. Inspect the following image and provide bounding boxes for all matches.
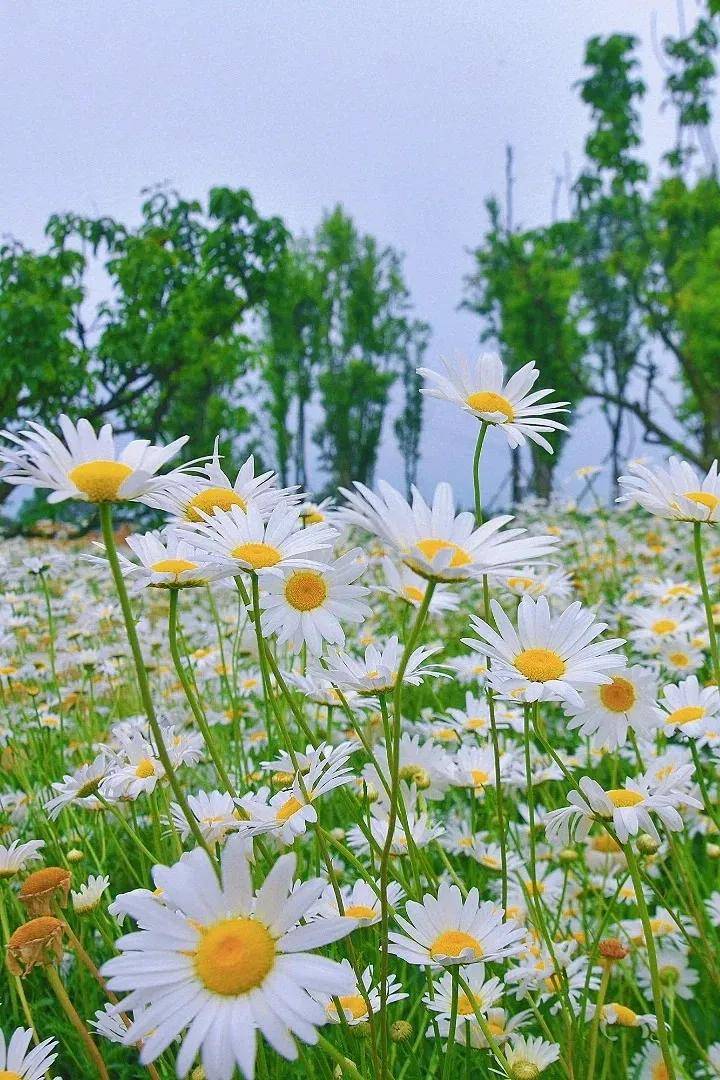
[19,866,71,916]
[67,849,84,864]
[351,1022,372,1040]
[391,1020,413,1043]
[6,916,64,976]
[330,827,346,842]
[708,843,720,859]
[558,848,578,864]
[598,938,629,965]
[636,834,660,855]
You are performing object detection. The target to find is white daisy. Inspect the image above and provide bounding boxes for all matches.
[544,768,700,846]
[44,754,107,819]
[619,456,720,523]
[363,734,454,802]
[317,962,407,1025]
[655,675,720,735]
[0,1027,60,1080]
[501,1033,561,1076]
[0,415,194,505]
[318,635,446,697]
[168,790,244,845]
[102,836,355,1080]
[418,353,568,451]
[0,839,45,880]
[424,963,504,1021]
[149,440,299,522]
[340,480,558,583]
[466,596,626,706]
[181,502,336,576]
[587,1001,657,1034]
[376,557,460,612]
[72,874,111,914]
[389,883,524,968]
[258,549,370,656]
[311,879,405,926]
[89,529,235,590]
[564,665,659,750]
[628,605,702,651]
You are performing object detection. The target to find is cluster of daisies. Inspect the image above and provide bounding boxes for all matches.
[0,354,719,1080]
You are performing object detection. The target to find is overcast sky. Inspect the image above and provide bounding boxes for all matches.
[3,1,706,505]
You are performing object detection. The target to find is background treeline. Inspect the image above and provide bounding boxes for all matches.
[2,2,720,527]
[465,1,720,501]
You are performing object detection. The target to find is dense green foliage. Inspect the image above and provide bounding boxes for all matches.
[465,3,720,498]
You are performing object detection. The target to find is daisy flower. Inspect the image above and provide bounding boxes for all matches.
[564,665,659,750]
[102,732,165,801]
[619,456,720,523]
[501,1033,561,1077]
[545,768,700,846]
[0,415,194,506]
[89,529,235,590]
[655,675,720,735]
[659,639,704,676]
[418,353,568,451]
[389,883,524,968]
[311,879,405,925]
[258,549,370,656]
[587,1001,657,1034]
[102,836,355,1080]
[348,803,444,856]
[44,754,107,819]
[318,635,446,697]
[424,963,504,1021]
[168,790,245,845]
[0,1027,60,1080]
[638,946,698,1000]
[376,557,460,612]
[317,961,407,1024]
[181,502,336,576]
[340,480,558,583]
[628,605,702,651]
[72,874,111,914]
[466,596,625,707]
[149,440,298,522]
[0,839,45,880]
[363,734,454,802]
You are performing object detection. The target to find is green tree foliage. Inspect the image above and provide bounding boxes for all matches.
[261,206,428,495]
[1,192,427,517]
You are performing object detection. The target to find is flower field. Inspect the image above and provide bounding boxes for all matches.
[1,358,720,1080]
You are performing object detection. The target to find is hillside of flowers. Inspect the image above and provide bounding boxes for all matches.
[1,356,719,1080]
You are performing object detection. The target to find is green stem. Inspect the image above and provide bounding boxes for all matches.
[472,422,488,525]
[623,843,676,1080]
[98,502,214,862]
[46,965,109,1079]
[693,521,720,685]
[168,589,238,800]
[441,968,460,1080]
[586,963,610,1080]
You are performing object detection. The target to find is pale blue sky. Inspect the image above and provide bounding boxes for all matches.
[3,1,706,505]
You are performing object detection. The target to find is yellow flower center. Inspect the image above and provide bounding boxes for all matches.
[284,570,328,611]
[151,558,199,575]
[667,652,690,666]
[413,538,472,568]
[471,769,491,787]
[276,796,303,822]
[398,765,431,790]
[135,758,156,779]
[507,577,535,590]
[195,917,275,995]
[514,648,566,682]
[429,929,483,960]
[337,994,368,1020]
[666,705,705,726]
[402,585,425,603]
[231,542,282,569]
[68,460,133,502]
[666,584,693,597]
[465,391,515,421]
[682,490,720,511]
[344,904,376,920]
[651,619,678,635]
[0,1072,23,1080]
[606,789,644,808]
[599,677,636,713]
[651,1063,670,1080]
[458,992,482,1016]
[185,488,247,521]
[592,834,622,853]
[605,1003,638,1027]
